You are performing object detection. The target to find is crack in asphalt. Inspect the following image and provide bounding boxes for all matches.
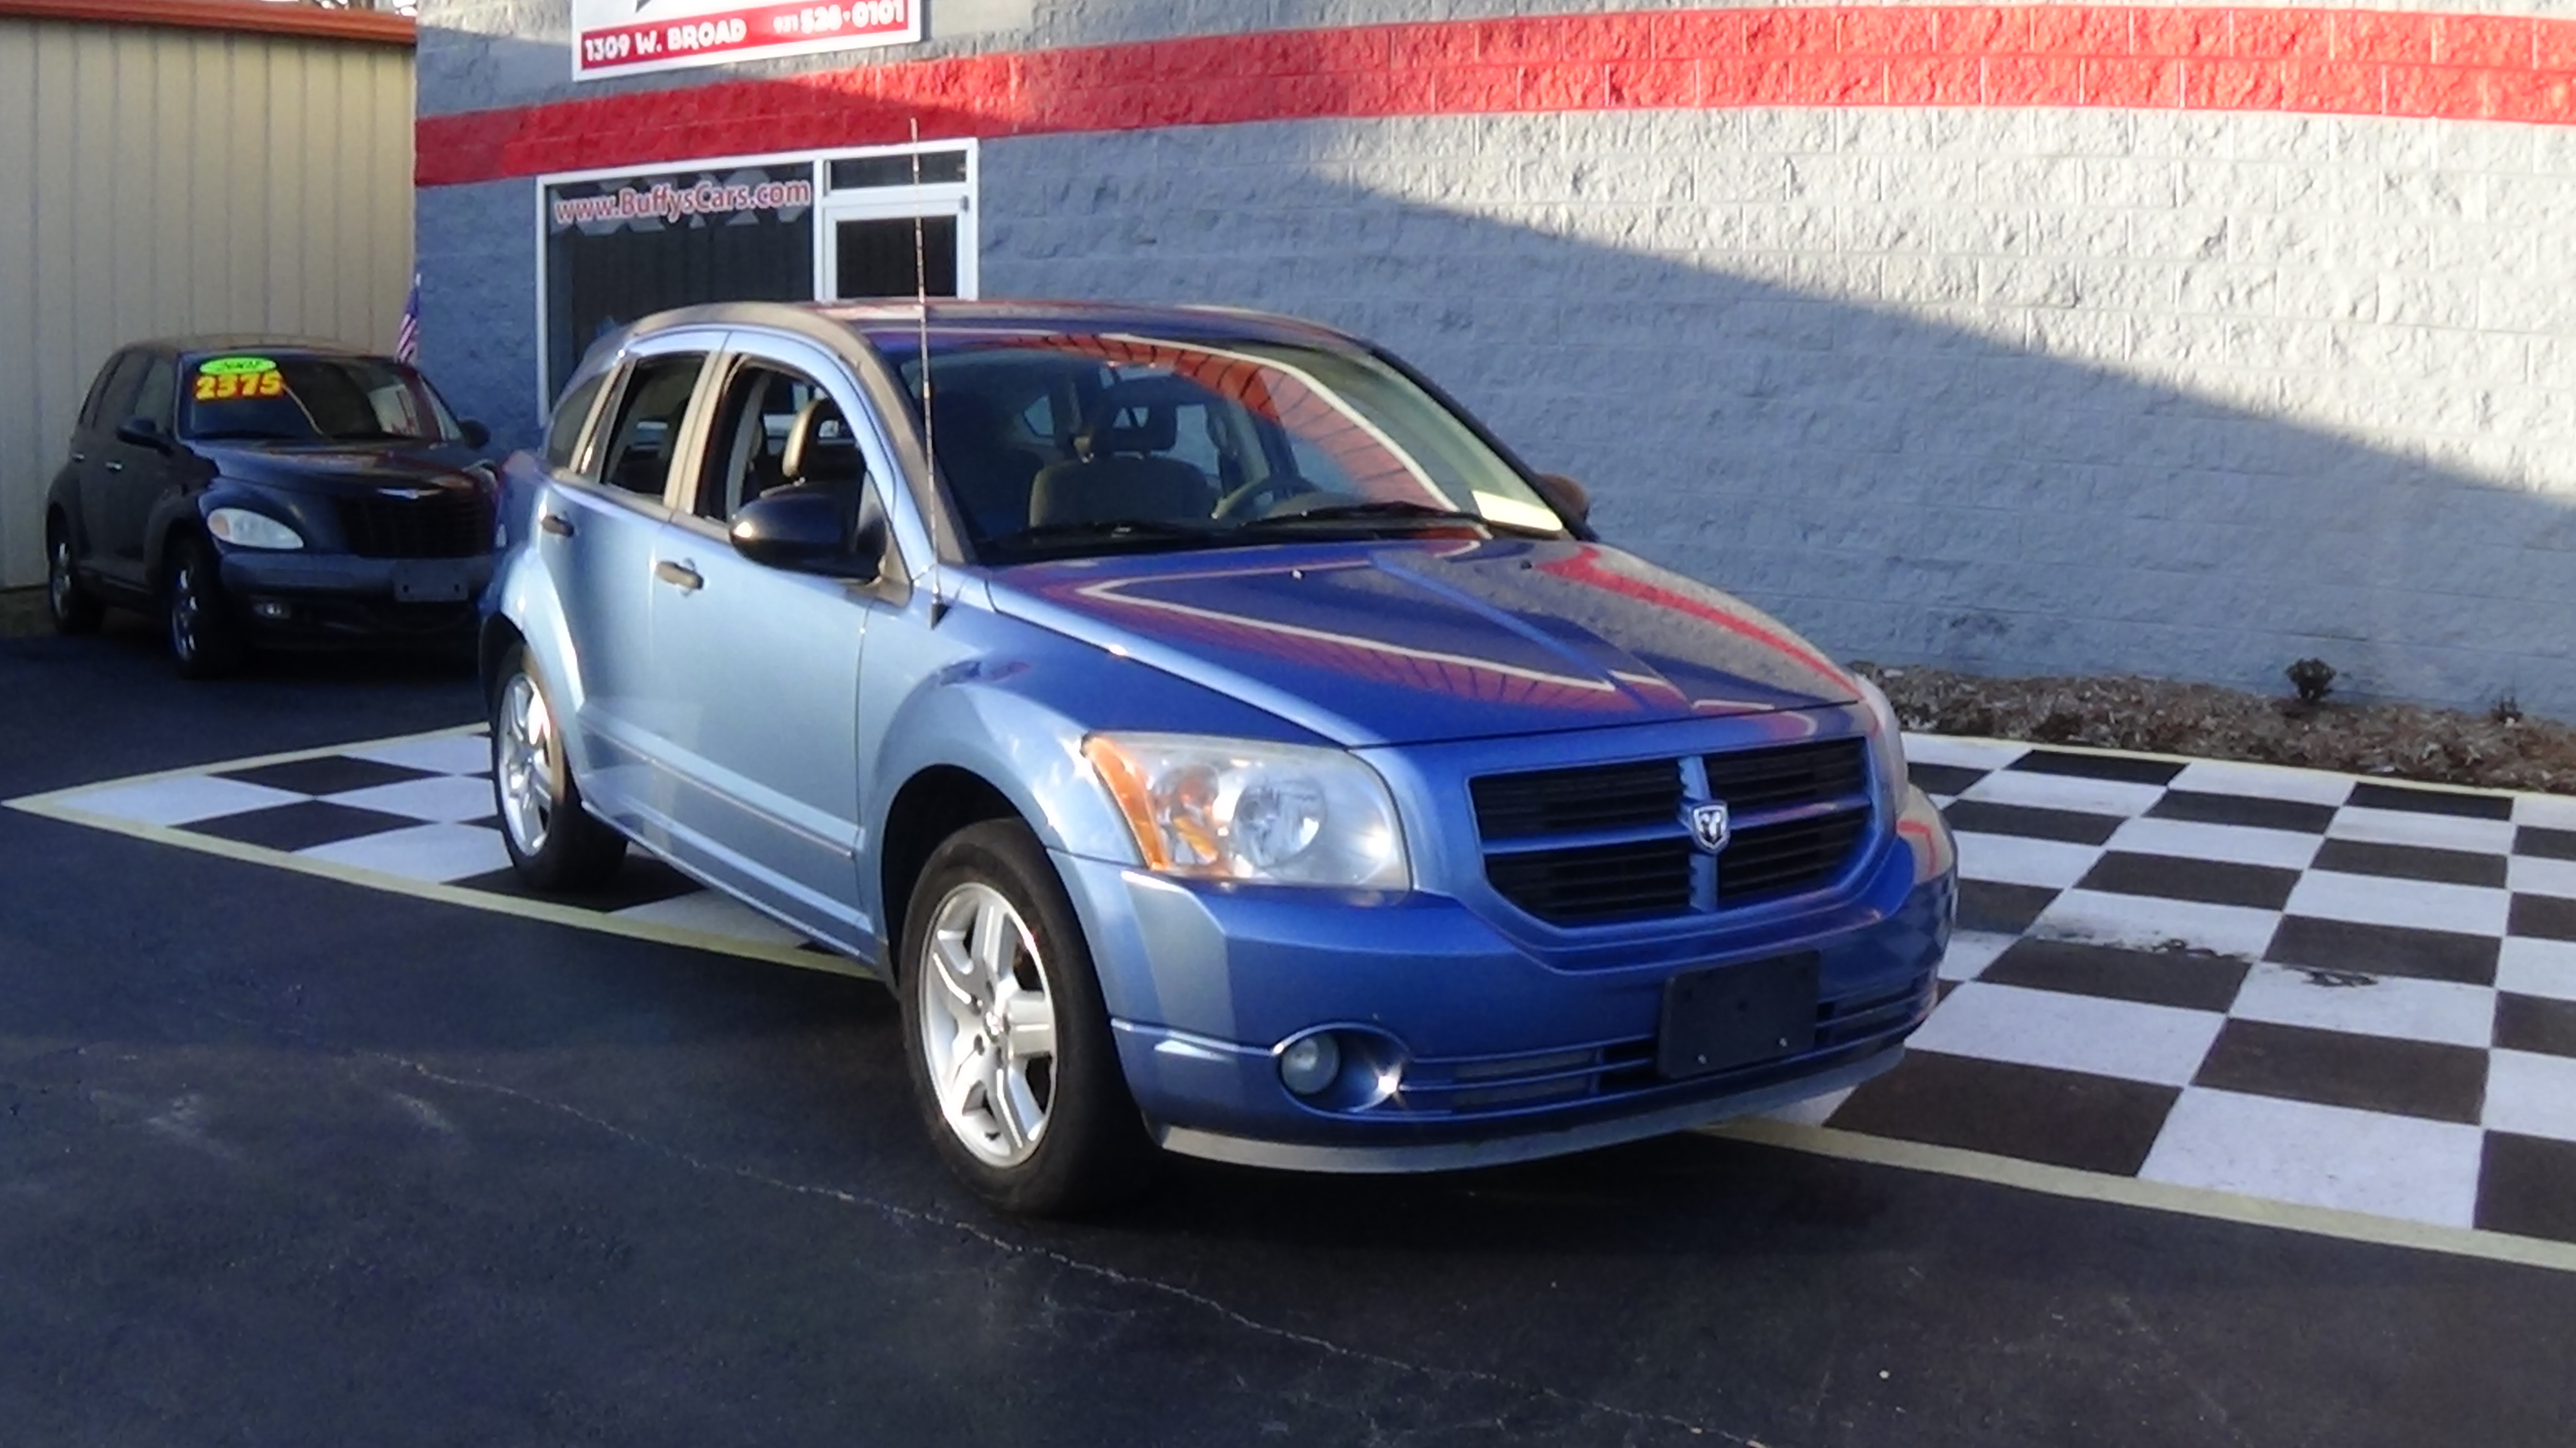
[366,1052,1748,1445]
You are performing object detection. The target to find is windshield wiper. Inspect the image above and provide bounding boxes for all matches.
[1239,500,1493,531]
[187,429,299,442]
[986,517,1226,558]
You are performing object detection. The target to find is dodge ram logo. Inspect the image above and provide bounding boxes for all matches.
[1688,802,1732,855]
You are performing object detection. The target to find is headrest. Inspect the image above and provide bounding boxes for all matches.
[782,398,863,485]
[1079,379,1191,457]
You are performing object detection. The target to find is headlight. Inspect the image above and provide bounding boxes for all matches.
[206,507,303,551]
[1853,674,1909,812]
[1084,733,1410,889]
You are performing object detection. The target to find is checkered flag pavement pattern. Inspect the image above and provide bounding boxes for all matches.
[25,727,2576,1248]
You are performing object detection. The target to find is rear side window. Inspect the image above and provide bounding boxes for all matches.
[83,352,147,431]
[545,373,608,471]
[78,352,133,429]
[594,355,705,500]
[127,359,177,429]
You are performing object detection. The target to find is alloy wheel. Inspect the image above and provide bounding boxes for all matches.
[918,882,1059,1167]
[495,672,557,857]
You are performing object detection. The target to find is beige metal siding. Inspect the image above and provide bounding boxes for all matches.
[0,17,413,588]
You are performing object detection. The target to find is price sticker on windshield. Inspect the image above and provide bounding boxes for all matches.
[193,356,286,402]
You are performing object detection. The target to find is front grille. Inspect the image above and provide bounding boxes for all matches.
[1472,737,1874,927]
[335,489,492,559]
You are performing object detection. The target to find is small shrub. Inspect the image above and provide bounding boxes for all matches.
[2494,694,2524,725]
[2286,657,2337,706]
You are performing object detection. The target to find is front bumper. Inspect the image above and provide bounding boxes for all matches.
[218,549,490,643]
[1063,785,1956,1173]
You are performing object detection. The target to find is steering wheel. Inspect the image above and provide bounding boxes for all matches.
[1212,474,1344,521]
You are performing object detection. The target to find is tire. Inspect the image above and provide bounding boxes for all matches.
[45,517,102,635]
[899,819,1155,1215]
[164,537,244,679]
[490,643,627,891]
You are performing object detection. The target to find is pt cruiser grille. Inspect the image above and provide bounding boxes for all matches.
[1471,739,1873,926]
[335,490,493,559]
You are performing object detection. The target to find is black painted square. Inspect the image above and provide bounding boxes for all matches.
[2346,781,2515,821]
[1828,1052,2180,1176]
[2005,750,2187,786]
[2263,915,2498,986]
[453,855,704,913]
[1979,938,2248,1012]
[2076,851,2299,911]
[1909,762,1989,798]
[2494,993,2576,1059]
[215,756,438,796]
[2516,826,2576,862]
[182,801,424,853]
[2476,1133,2576,1245]
[2147,790,2338,835]
[1940,800,2125,846]
[1957,880,2060,936]
[2193,1019,2485,1123]
[2509,893,2576,942]
[2310,838,2508,889]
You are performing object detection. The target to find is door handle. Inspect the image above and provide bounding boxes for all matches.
[654,559,703,593]
[538,513,574,538]
[69,451,85,463]
[103,461,123,473]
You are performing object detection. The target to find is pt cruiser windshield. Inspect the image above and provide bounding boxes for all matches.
[881,331,1569,562]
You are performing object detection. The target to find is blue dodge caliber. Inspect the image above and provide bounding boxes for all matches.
[485,301,1955,1214]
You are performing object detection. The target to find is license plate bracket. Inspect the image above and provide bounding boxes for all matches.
[391,560,473,603]
[1656,952,1820,1080]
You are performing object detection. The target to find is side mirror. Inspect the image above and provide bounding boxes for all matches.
[1532,472,1591,527]
[729,485,885,584]
[116,417,171,451]
[458,420,492,449]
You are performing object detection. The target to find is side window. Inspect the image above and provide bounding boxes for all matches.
[594,354,706,500]
[544,373,608,471]
[127,358,177,429]
[78,352,134,429]
[694,362,837,524]
[88,353,149,432]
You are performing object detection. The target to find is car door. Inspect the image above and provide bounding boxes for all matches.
[86,352,179,591]
[637,334,892,950]
[63,350,144,590]
[539,334,716,841]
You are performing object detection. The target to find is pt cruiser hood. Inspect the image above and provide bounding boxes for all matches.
[195,440,489,495]
[989,538,1862,747]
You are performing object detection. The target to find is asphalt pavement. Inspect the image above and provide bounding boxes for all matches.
[3,617,2569,1447]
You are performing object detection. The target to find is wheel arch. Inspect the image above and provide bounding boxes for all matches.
[879,765,1024,970]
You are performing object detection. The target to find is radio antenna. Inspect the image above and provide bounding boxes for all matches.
[910,119,946,624]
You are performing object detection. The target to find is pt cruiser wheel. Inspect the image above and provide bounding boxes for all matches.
[164,538,243,678]
[46,522,101,634]
[491,644,626,891]
[899,820,1154,1215]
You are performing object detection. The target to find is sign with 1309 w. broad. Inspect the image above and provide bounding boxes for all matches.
[574,0,921,80]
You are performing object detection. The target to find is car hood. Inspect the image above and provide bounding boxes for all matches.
[985,538,1861,747]
[194,440,489,495]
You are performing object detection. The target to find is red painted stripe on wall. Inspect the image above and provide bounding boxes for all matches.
[417,6,2576,187]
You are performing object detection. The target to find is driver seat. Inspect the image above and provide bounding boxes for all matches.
[1025,390,1214,529]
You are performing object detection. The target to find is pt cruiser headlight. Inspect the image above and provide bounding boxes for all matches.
[1084,734,1410,889]
[206,507,303,551]
[1854,674,1910,813]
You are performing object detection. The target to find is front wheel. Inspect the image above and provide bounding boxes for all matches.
[490,645,627,891]
[165,537,243,678]
[899,820,1155,1215]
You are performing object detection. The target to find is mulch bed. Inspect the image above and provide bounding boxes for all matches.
[1854,662,2576,798]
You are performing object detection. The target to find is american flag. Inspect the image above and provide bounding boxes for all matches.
[394,273,420,363]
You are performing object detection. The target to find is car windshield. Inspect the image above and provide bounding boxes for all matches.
[180,353,462,445]
[877,328,1567,563]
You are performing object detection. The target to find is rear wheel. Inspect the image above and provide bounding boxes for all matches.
[164,537,243,679]
[491,644,626,890]
[899,819,1155,1215]
[45,518,101,634]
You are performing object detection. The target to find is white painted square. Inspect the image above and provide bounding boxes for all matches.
[1938,929,2019,983]
[611,891,807,948]
[2226,963,2497,1049]
[1899,734,2028,771]
[2511,793,2576,831]
[1953,831,2102,890]
[2496,937,2576,1003]
[1909,981,2224,1087]
[345,731,491,776]
[299,823,512,884]
[1956,769,2168,819]
[2284,870,2511,937]
[2326,805,2518,857]
[2484,1050,2576,1144]
[2033,888,2285,960]
[321,776,500,825]
[58,775,306,828]
[2141,1088,2484,1228]
[2108,815,2324,871]
[2166,758,2354,807]
[2507,854,2576,900]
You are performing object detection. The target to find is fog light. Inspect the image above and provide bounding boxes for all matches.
[1278,1033,1342,1097]
[251,599,291,621]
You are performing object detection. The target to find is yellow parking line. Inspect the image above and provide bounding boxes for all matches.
[1712,1118,2576,1275]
